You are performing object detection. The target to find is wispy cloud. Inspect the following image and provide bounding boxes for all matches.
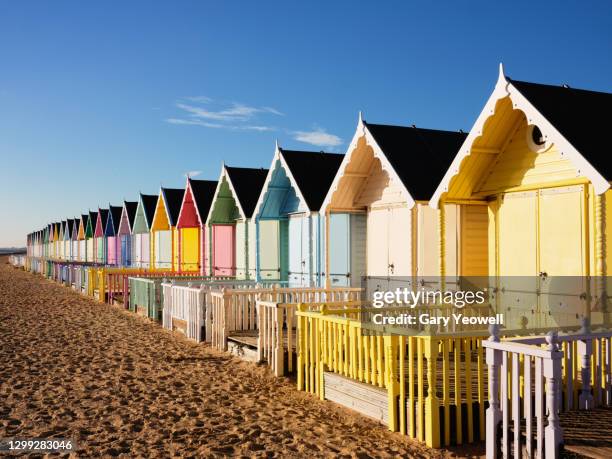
[184,170,202,178]
[293,128,343,147]
[167,96,282,131]
[183,95,212,103]
[166,118,274,131]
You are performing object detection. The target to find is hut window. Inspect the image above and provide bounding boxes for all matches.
[527,125,549,152]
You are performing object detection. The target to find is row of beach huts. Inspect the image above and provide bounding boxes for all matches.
[14,67,612,458]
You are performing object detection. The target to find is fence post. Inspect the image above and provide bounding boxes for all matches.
[577,318,594,409]
[274,306,284,377]
[296,303,306,391]
[544,331,564,459]
[385,334,400,433]
[424,336,440,447]
[486,324,502,459]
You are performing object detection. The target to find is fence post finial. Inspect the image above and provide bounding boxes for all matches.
[546,330,559,351]
[580,316,591,334]
[489,323,500,342]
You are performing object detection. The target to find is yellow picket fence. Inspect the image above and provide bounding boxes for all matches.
[296,305,489,448]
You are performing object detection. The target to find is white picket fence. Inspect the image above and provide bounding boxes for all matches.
[161,280,266,342]
[8,254,26,268]
[483,320,612,459]
[211,287,363,352]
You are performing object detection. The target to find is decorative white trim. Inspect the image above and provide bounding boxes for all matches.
[320,112,415,213]
[252,143,282,220]
[429,64,610,208]
[205,165,248,225]
[177,178,206,227]
[278,151,312,214]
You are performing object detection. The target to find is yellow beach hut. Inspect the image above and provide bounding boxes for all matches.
[320,114,467,289]
[77,214,87,262]
[430,65,612,330]
[176,178,218,274]
[150,187,185,271]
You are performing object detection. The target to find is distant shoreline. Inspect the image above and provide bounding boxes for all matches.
[0,248,26,255]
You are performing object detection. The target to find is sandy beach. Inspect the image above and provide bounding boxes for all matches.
[0,258,474,458]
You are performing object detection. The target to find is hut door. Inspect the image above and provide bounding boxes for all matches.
[288,215,302,286]
[156,230,172,269]
[259,220,280,280]
[329,214,350,286]
[213,225,235,276]
[235,221,247,279]
[121,236,128,266]
[537,186,586,327]
[301,216,311,287]
[181,228,199,272]
[388,206,411,291]
[367,208,390,291]
[495,191,538,329]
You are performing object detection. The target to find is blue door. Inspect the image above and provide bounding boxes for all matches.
[329,213,350,286]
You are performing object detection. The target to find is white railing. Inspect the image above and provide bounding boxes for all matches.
[161,280,263,342]
[256,298,363,376]
[483,321,612,459]
[212,287,363,352]
[8,254,26,267]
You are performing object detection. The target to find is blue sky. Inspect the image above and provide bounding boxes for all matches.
[1,1,611,246]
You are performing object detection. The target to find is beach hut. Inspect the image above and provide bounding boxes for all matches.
[57,221,66,260]
[64,219,74,261]
[85,212,96,263]
[43,225,49,259]
[132,193,157,269]
[207,165,268,278]
[70,218,79,261]
[150,187,185,271]
[53,222,60,259]
[77,215,87,262]
[253,146,343,286]
[105,205,123,266]
[430,65,612,330]
[176,178,218,274]
[117,201,137,267]
[320,115,467,289]
[94,208,109,265]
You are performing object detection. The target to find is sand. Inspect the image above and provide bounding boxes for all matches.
[0,257,475,458]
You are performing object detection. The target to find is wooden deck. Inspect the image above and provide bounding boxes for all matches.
[561,407,612,459]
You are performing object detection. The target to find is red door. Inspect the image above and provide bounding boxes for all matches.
[213,225,235,276]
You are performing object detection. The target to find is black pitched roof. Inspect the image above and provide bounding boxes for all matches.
[162,188,185,226]
[124,201,138,228]
[98,208,109,231]
[225,167,269,218]
[66,219,74,236]
[108,205,123,233]
[88,211,97,227]
[280,149,344,211]
[140,194,158,227]
[189,179,218,223]
[364,122,467,201]
[508,78,612,179]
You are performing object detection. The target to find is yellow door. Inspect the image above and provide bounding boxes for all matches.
[538,185,586,327]
[495,191,538,330]
[181,227,199,272]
